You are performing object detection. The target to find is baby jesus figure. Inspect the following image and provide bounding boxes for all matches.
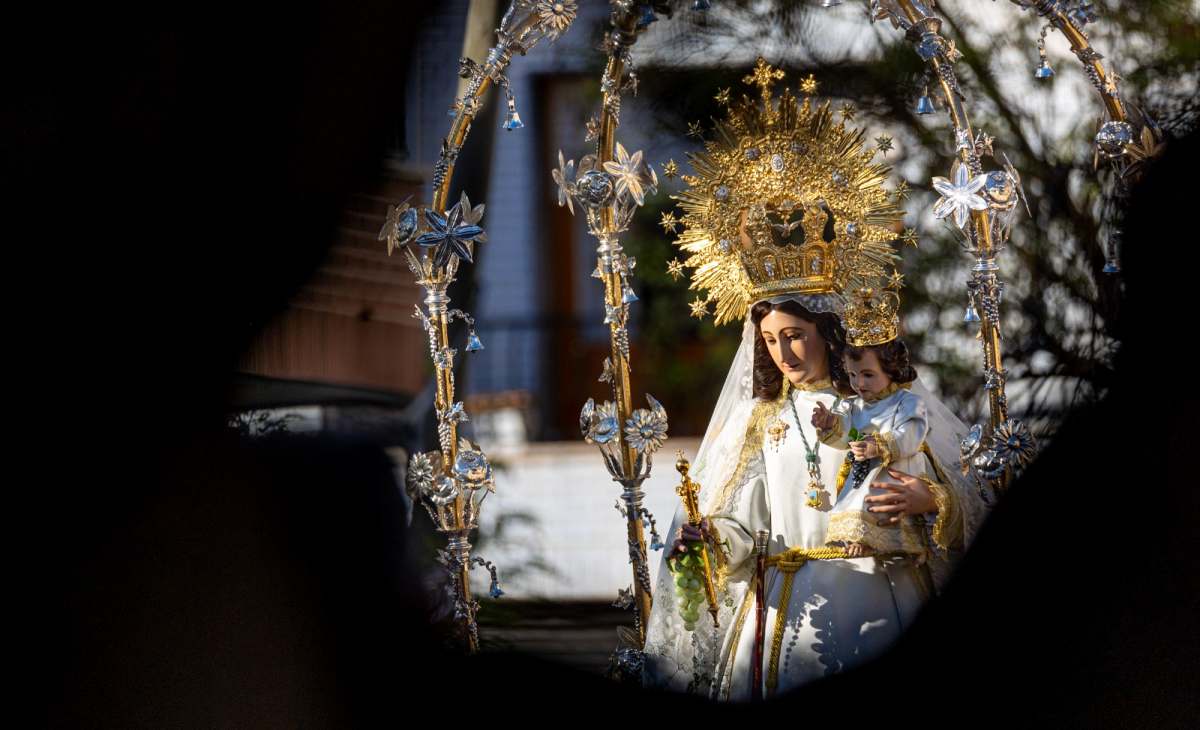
[811,338,937,559]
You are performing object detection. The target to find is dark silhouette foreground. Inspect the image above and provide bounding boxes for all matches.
[15,3,1195,725]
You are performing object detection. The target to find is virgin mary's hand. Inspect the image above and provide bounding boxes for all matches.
[670,518,712,563]
[865,467,937,525]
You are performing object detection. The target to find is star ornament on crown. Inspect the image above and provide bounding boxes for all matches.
[668,58,906,325]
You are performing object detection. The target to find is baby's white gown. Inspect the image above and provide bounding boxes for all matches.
[819,381,938,560]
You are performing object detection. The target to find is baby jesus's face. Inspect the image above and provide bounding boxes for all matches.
[844,348,892,400]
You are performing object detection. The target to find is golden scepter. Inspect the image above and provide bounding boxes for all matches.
[673,453,719,629]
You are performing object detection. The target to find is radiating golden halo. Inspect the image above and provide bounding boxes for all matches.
[671,58,908,325]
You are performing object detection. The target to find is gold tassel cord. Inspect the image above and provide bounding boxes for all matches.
[762,546,849,696]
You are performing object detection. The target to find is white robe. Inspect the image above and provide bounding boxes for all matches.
[703,381,934,701]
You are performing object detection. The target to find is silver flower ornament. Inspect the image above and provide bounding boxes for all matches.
[603,142,651,206]
[590,401,620,445]
[931,162,989,230]
[577,170,615,210]
[454,438,495,493]
[552,150,577,214]
[458,191,487,244]
[379,199,419,256]
[624,395,668,454]
[428,474,458,506]
[535,0,576,40]
[407,451,437,500]
[415,202,485,269]
[993,419,1036,469]
[580,398,597,440]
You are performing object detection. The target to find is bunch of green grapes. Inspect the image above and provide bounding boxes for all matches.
[669,540,710,631]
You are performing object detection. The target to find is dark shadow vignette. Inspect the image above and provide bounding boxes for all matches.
[14,3,1196,726]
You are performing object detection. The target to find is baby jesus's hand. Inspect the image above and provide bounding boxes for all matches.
[811,401,838,431]
[848,436,881,460]
[844,542,875,557]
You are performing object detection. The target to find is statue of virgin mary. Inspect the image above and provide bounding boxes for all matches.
[640,60,991,699]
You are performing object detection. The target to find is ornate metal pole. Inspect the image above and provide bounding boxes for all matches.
[550,1,672,649]
[868,0,1038,496]
[1006,0,1164,273]
[380,0,577,653]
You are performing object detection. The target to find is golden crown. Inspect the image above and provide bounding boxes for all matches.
[670,58,907,325]
[842,283,902,347]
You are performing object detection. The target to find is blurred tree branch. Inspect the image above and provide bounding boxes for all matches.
[620,0,1198,439]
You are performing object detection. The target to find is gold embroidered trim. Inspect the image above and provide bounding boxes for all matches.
[705,521,733,593]
[918,442,964,551]
[705,380,792,515]
[793,376,833,392]
[874,431,895,467]
[923,478,962,552]
[721,575,758,701]
[861,379,913,403]
[825,510,926,556]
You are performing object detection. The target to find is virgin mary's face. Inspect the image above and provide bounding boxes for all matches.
[759,309,829,386]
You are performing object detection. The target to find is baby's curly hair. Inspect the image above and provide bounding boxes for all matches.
[843,338,918,384]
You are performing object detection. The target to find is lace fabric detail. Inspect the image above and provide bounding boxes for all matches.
[644,551,752,697]
[705,384,789,516]
[711,450,765,523]
[825,510,926,557]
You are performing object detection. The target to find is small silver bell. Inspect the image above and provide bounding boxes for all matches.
[466,331,484,352]
[963,302,981,323]
[503,97,523,130]
[915,93,935,115]
[1034,60,1054,79]
[622,282,639,304]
